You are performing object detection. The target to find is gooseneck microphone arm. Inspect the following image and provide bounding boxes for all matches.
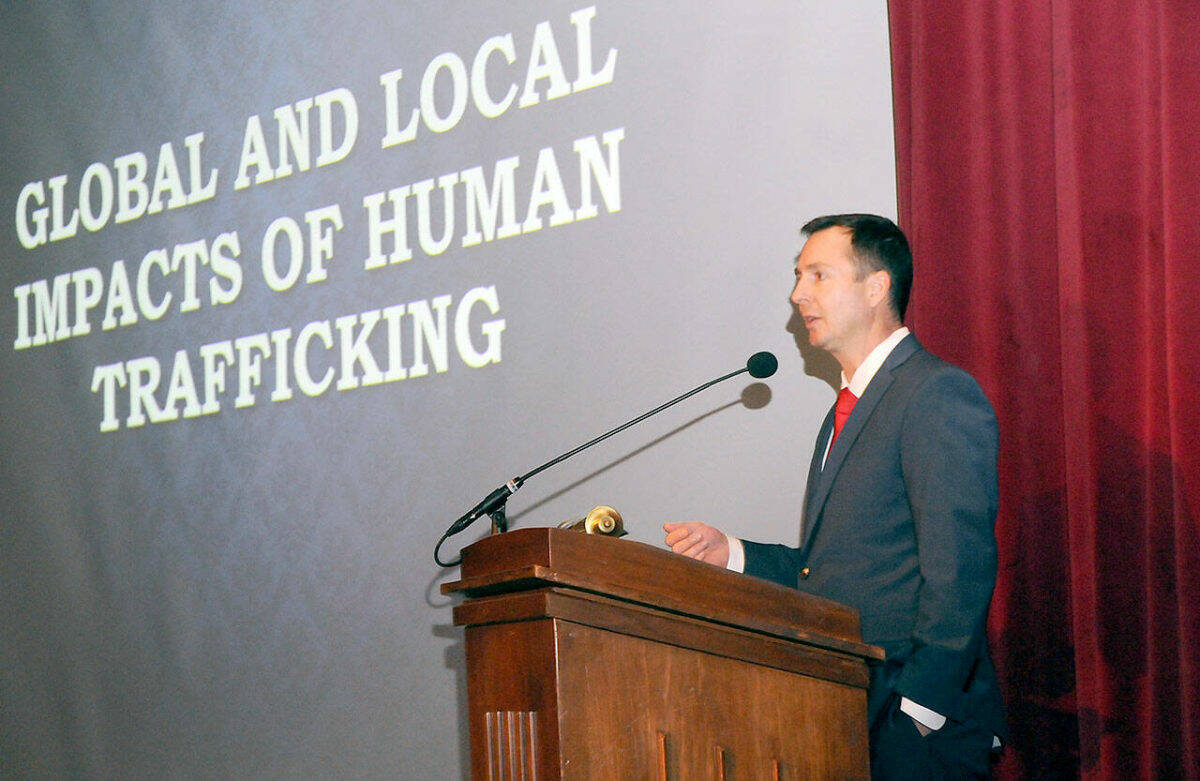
[434,351,777,567]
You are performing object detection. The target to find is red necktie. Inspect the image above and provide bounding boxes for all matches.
[830,387,858,448]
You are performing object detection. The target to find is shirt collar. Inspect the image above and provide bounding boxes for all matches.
[841,327,911,397]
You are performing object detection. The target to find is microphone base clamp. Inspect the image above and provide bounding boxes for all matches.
[489,504,508,534]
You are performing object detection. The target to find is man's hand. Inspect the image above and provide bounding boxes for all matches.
[663,521,730,567]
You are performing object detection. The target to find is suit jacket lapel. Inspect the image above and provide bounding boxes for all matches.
[800,334,922,552]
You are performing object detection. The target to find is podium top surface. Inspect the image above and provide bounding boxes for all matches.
[442,527,883,661]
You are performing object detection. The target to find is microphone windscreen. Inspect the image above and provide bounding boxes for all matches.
[746,351,778,378]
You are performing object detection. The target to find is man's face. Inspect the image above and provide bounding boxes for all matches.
[790,227,877,356]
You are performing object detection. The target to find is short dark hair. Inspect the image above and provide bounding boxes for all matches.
[801,214,912,322]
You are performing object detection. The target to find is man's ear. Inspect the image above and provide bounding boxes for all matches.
[867,269,892,308]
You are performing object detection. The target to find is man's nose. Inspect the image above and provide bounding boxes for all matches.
[790,279,807,305]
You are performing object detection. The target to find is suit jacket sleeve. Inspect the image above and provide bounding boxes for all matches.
[891,368,999,719]
[740,539,804,588]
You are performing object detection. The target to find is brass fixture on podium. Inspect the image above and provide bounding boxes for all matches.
[557,505,627,537]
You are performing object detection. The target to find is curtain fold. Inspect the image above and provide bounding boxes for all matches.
[888,1,1200,776]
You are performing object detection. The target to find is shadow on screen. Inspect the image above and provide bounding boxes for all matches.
[510,385,771,523]
[787,307,840,390]
[429,621,471,781]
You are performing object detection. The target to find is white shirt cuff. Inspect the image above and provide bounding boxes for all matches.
[899,697,946,731]
[725,534,745,572]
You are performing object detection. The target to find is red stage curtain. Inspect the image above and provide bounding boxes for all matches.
[888,1,1200,777]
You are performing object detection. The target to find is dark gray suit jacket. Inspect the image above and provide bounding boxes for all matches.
[743,334,1006,739]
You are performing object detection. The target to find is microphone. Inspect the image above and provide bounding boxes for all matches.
[435,351,778,565]
[747,351,778,379]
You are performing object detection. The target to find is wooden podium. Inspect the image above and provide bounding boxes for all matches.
[442,528,883,779]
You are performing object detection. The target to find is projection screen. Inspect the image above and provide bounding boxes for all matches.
[1,2,896,775]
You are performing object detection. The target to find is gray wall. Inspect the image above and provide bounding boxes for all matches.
[0,2,896,776]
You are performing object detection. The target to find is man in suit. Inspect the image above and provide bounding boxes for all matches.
[664,214,1006,779]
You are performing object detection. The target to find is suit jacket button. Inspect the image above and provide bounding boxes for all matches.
[799,567,811,580]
